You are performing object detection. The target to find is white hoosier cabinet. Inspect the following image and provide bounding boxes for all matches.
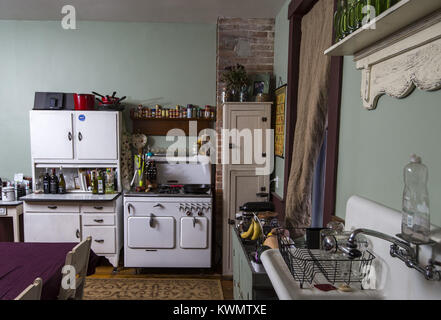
[23,110,123,269]
[222,102,272,275]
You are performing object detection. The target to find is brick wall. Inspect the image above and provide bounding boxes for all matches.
[213,18,275,272]
[216,17,275,191]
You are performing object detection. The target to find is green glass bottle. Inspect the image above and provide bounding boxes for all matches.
[347,0,358,33]
[334,0,344,41]
[91,171,98,194]
[97,170,105,195]
[340,0,349,38]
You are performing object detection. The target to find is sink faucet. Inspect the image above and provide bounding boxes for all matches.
[344,229,441,281]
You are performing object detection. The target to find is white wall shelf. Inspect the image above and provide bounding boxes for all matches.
[325,0,441,57]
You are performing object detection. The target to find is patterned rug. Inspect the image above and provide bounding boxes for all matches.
[83,278,224,300]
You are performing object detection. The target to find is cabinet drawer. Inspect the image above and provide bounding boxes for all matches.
[81,202,115,213]
[82,214,115,226]
[25,202,80,213]
[83,226,116,254]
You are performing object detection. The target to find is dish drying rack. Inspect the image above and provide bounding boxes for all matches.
[277,232,375,289]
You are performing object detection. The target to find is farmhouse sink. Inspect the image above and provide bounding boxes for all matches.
[261,196,441,300]
[260,248,383,300]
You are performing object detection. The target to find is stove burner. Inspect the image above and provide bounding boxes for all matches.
[157,185,183,194]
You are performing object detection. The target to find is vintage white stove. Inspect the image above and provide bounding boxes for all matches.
[123,158,213,268]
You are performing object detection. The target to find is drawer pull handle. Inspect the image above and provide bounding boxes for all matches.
[153,204,163,208]
[76,229,80,239]
[48,206,58,210]
[127,204,134,214]
[94,219,104,223]
[93,206,104,210]
[95,239,104,244]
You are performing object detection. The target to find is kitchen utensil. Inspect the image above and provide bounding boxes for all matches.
[73,93,95,110]
[183,184,211,194]
[92,91,105,98]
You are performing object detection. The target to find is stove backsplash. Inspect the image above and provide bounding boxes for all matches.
[156,162,212,185]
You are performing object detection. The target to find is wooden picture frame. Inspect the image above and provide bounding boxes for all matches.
[274,84,287,158]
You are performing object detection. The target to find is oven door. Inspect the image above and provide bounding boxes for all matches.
[180,217,208,249]
[127,216,175,249]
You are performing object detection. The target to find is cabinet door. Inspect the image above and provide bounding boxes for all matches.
[127,216,175,249]
[180,217,208,249]
[232,230,242,300]
[75,112,118,160]
[228,169,270,219]
[24,213,81,242]
[223,168,270,275]
[30,111,74,159]
[224,105,271,166]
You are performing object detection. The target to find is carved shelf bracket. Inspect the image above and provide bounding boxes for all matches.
[354,11,441,110]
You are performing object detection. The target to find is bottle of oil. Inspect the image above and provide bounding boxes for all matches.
[91,170,98,194]
[58,168,66,194]
[105,168,115,194]
[97,170,105,195]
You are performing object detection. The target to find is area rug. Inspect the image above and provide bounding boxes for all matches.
[83,278,224,300]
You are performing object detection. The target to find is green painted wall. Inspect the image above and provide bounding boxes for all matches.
[336,57,441,227]
[273,0,290,198]
[0,20,216,180]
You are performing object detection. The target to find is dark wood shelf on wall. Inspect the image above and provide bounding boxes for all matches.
[131,116,216,136]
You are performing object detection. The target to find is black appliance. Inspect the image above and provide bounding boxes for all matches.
[33,92,75,110]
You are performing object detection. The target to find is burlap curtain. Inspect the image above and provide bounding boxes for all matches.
[285,0,334,234]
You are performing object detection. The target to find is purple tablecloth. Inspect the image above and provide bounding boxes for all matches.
[0,242,99,300]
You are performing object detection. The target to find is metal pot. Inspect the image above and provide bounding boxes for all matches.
[183,184,211,194]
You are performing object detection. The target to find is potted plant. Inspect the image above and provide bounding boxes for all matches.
[220,64,249,102]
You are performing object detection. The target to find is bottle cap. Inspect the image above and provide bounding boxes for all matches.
[410,154,422,164]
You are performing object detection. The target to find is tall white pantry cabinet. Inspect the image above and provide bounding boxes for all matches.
[24,110,123,269]
[222,102,272,275]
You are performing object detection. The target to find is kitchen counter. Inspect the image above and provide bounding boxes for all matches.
[0,201,23,206]
[20,193,121,202]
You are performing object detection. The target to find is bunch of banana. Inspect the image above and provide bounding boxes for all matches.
[240,219,261,241]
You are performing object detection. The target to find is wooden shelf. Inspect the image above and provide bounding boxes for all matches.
[131,117,215,136]
[325,0,441,56]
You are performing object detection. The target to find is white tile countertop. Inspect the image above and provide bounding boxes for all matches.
[20,193,121,202]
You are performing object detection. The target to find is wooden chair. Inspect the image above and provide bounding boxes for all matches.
[15,278,43,300]
[58,237,92,300]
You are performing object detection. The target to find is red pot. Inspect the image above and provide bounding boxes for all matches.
[74,93,95,110]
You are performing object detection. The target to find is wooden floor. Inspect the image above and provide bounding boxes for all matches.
[89,266,234,300]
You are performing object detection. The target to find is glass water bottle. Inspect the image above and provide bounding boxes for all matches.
[401,154,431,243]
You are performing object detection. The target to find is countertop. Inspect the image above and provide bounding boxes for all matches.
[20,193,121,202]
[0,200,23,206]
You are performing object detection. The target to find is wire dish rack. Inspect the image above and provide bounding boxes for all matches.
[278,232,375,289]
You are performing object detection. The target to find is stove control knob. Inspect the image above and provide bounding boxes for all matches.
[186,210,192,216]
[197,210,204,217]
